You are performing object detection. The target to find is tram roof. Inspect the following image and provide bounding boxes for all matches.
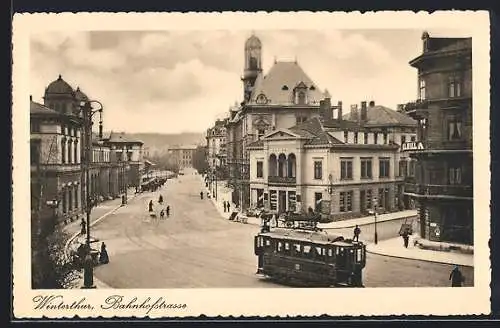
[259,228,349,245]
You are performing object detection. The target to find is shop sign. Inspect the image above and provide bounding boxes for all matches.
[401,141,424,152]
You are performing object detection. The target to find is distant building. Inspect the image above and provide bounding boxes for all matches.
[226,33,333,210]
[206,118,228,170]
[168,145,198,168]
[247,99,417,218]
[400,32,473,245]
[102,131,145,189]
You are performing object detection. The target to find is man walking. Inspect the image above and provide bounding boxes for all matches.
[353,225,361,242]
[80,218,86,235]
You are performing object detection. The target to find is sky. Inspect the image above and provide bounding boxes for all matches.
[30,29,471,134]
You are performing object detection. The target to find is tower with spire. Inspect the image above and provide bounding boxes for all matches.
[242,33,263,102]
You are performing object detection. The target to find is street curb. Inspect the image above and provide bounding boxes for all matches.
[318,213,418,230]
[365,246,474,268]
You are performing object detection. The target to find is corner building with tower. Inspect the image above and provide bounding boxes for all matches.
[401,32,473,245]
[226,34,335,210]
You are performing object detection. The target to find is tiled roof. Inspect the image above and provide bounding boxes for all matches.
[289,117,332,146]
[108,131,143,144]
[248,61,325,106]
[30,100,59,115]
[247,139,264,148]
[342,105,417,127]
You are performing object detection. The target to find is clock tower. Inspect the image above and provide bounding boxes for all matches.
[242,33,262,102]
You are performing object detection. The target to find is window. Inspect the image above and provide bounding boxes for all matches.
[74,141,78,164]
[340,159,353,180]
[344,131,348,143]
[408,160,416,177]
[360,158,372,179]
[30,140,40,165]
[364,133,368,144]
[30,121,40,133]
[296,116,307,125]
[297,91,306,105]
[411,135,416,142]
[313,161,323,179]
[374,133,378,144]
[314,192,323,212]
[127,152,133,161]
[448,120,463,140]
[383,133,388,145]
[379,158,390,178]
[366,189,373,209]
[419,79,426,100]
[449,165,462,185]
[256,161,263,178]
[258,129,265,139]
[401,135,406,145]
[448,76,462,98]
[354,132,358,144]
[399,159,408,177]
[339,191,353,212]
[61,138,66,164]
[67,140,72,163]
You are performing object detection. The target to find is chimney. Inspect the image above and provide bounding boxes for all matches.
[319,97,332,121]
[360,101,367,122]
[29,95,32,101]
[337,101,343,121]
[369,100,375,107]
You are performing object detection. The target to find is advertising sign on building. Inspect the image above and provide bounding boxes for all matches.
[401,141,425,152]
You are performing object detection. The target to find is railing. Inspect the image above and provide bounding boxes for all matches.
[404,183,473,198]
[268,176,297,184]
[399,99,429,113]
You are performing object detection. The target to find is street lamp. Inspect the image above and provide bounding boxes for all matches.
[79,99,103,289]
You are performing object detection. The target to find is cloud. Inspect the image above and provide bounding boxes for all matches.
[30,29,441,133]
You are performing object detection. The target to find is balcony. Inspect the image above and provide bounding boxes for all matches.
[404,183,473,199]
[268,176,297,185]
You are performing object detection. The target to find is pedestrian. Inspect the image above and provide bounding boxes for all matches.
[353,225,361,242]
[402,229,410,248]
[80,218,86,235]
[148,200,154,212]
[158,194,163,205]
[449,265,464,287]
[160,209,165,220]
[227,202,230,212]
[99,242,109,264]
[200,191,204,200]
[166,205,170,217]
[223,201,227,212]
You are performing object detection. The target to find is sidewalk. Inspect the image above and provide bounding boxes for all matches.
[63,187,137,289]
[365,234,474,267]
[318,209,417,230]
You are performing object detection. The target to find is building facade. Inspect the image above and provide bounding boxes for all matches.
[247,99,417,220]
[30,75,142,228]
[401,32,473,245]
[168,145,197,169]
[226,34,334,210]
[206,118,228,170]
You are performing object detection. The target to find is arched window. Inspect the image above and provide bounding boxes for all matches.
[297,91,306,105]
[268,154,277,177]
[278,153,287,177]
[249,56,258,70]
[287,153,296,178]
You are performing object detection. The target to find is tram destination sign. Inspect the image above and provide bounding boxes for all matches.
[401,141,424,152]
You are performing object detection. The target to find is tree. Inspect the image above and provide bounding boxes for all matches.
[192,146,209,174]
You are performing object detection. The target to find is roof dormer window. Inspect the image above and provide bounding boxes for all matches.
[282,85,289,90]
[309,86,316,91]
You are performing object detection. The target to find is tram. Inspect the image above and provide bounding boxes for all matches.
[254,211,366,287]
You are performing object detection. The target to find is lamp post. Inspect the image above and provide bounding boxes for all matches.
[79,99,103,289]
